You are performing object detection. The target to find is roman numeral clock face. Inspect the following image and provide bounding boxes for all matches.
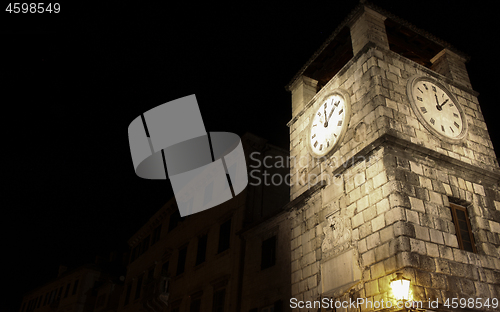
[308,91,351,157]
[408,76,467,142]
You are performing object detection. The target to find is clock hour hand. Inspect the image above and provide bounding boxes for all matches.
[438,99,449,108]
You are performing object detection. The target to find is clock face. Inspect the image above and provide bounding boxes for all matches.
[308,91,350,157]
[408,76,467,142]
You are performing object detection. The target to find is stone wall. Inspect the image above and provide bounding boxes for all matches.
[287,11,500,312]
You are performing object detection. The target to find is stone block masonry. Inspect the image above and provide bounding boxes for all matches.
[287,4,500,311]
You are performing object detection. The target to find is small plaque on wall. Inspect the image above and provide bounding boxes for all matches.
[320,249,361,294]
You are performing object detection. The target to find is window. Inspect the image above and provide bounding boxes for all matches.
[168,210,182,232]
[176,246,188,276]
[218,219,231,253]
[134,275,143,299]
[261,305,274,312]
[212,289,226,312]
[195,234,208,265]
[171,307,180,312]
[171,300,182,312]
[64,283,70,298]
[152,224,162,244]
[148,266,155,280]
[124,283,132,306]
[130,245,139,262]
[261,236,276,270]
[141,235,150,255]
[190,298,201,312]
[161,261,169,276]
[273,300,283,312]
[49,289,56,303]
[56,286,63,301]
[95,294,106,308]
[450,203,476,253]
[72,280,79,296]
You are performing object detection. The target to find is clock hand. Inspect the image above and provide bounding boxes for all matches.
[435,94,443,111]
[438,99,449,108]
[324,101,339,127]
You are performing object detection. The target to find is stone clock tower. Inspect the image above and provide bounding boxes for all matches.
[286,2,500,311]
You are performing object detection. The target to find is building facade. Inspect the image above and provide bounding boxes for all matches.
[117,133,291,312]
[19,264,105,312]
[286,2,500,312]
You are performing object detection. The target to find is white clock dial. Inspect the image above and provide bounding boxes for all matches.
[408,76,467,142]
[308,91,350,157]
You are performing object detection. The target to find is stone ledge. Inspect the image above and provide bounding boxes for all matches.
[285,180,328,212]
[330,131,500,186]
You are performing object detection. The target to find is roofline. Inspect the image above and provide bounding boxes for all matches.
[21,264,102,298]
[285,1,469,91]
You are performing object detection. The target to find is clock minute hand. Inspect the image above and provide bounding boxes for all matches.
[435,94,443,111]
[324,101,338,127]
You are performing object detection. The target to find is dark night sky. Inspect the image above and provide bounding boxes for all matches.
[4,1,499,310]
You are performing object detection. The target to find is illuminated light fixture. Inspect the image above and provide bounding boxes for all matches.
[391,272,411,301]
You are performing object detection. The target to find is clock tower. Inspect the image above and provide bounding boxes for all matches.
[286,2,500,311]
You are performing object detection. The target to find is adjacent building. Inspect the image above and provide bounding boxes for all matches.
[19,264,108,312]
[18,253,126,312]
[117,133,291,312]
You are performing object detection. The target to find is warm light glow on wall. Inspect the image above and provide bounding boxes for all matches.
[390,273,411,301]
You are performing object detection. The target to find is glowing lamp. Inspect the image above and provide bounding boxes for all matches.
[391,273,411,301]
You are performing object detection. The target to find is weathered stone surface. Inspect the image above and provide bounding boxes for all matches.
[287,3,500,306]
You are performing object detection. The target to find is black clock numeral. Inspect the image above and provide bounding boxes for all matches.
[417,96,423,102]
[317,112,321,116]
[420,107,427,114]
[338,108,343,115]
[337,120,343,127]
[454,121,460,129]
[449,126,454,133]
[327,141,330,147]
[430,118,435,125]
[453,113,459,118]
[319,144,323,151]
[313,123,317,127]
[314,141,318,148]
[333,133,337,138]
[324,102,327,108]
[449,103,454,107]
[441,125,445,132]
[312,134,316,139]
[423,84,428,90]
[432,85,436,92]
[334,100,340,107]
[417,87,423,93]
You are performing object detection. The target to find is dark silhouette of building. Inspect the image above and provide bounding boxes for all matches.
[117,133,290,312]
